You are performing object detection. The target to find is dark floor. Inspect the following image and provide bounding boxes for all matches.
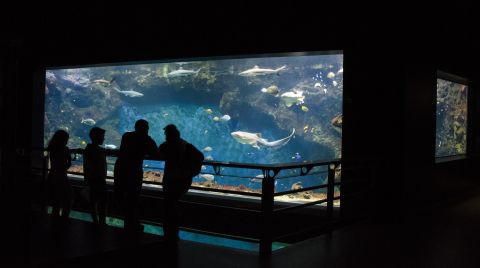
[8,189,480,267]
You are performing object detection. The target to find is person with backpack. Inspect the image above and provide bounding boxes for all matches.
[158,124,204,244]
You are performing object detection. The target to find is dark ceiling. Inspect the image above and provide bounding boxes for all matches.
[1,2,478,76]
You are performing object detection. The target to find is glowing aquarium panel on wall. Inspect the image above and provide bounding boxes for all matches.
[44,52,343,166]
[435,76,468,158]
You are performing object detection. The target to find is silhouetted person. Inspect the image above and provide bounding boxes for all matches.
[114,119,157,233]
[84,127,107,226]
[46,130,72,220]
[158,124,204,243]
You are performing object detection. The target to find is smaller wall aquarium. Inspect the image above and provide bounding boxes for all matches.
[435,72,468,158]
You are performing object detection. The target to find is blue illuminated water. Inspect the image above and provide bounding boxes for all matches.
[120,103,329,191]
[59,208,288,252]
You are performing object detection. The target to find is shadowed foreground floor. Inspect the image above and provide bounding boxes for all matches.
[17,188,480,267]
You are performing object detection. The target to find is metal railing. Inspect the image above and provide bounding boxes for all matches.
[32,147,341,256]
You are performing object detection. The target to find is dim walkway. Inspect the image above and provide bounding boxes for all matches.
[21,187,480,267]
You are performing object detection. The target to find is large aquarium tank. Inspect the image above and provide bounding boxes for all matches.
[435,75,468,158]
[44,52,343,202]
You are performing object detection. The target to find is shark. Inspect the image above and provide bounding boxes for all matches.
[92,78,115,87]
[231,128,295,149]
[166,67,203,78]
[238,65,287,77]
[113,87,144,97]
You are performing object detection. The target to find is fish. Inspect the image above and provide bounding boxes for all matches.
[291,152,302,160]
[250,174,264,183]
[213,116,220,122]
[220,115,231,122]
[331,114,343,134]
[239,65,287,77]
[92,78,115,87]
[113,87,144,97]
[166,67,203,77]
[280,91,305,107]
[231,128,295,149]
[202,146,213,152]
[314,82,322,88]
[199,174,215,181]
[323,88,327,94]
[337,68,344,74]
[104,144,117,149]
[81,118,96,126]
[301,106,309,112]
[205,108,213,114]
[261,85,280,95]
[327,72,335,79]
[333,81,338,87]
[291,181,303,190]
[331,114,342,128]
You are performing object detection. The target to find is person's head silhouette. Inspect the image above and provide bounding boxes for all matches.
[164,124,180,142]
[89,127,105,145]
[135,119,149,136]
[48,129,69,150]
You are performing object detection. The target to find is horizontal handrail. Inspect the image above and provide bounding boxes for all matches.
[34,147,340,171]
[274,198,328,213]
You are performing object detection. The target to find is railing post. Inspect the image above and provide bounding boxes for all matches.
[327,164,335,219]
[260,169,274,257]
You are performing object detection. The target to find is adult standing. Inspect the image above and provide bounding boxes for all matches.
[114,119,158,232]
[158,124,203,243]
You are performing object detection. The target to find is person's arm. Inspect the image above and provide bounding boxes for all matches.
[145,136,159,158]
[66,147,72,170]
[104,148,119,157]
[157,143,167,161]
[102,148,108,178]
[83,149,90,182]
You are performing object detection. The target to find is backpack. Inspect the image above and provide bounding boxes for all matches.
[165,142,204,198]
[182,143,204,178]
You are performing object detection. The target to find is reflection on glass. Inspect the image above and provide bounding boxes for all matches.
[435,78,468,157]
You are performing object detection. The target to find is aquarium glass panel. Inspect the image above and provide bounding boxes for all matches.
[44,52,343,167]
[435,78,468,157]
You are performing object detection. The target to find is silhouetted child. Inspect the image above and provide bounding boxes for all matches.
[47,130,72,220]
[84,127,108,225]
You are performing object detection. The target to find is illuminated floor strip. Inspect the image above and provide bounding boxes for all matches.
[47,208,288,252]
